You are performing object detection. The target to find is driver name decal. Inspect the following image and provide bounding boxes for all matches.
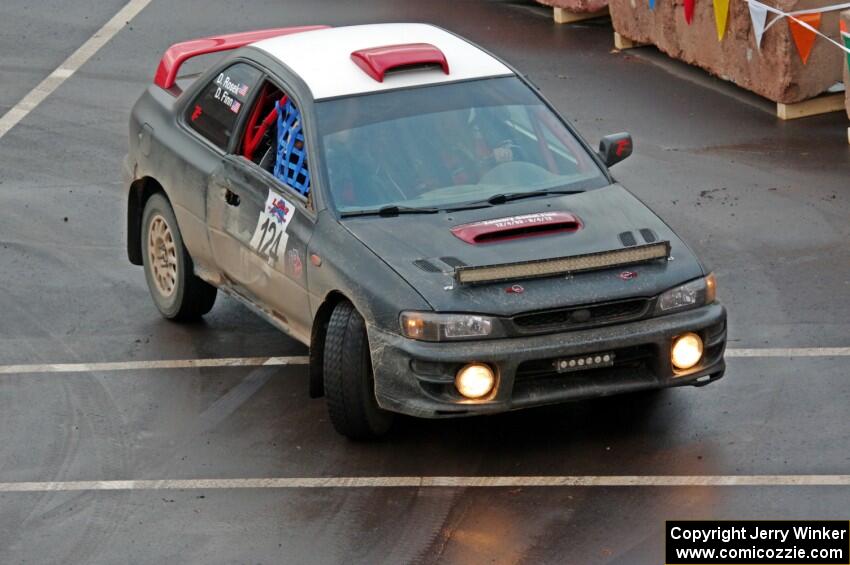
[213,72,250,114]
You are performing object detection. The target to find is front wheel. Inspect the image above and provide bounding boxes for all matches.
[141,193,217,321]
[323,301,393,440]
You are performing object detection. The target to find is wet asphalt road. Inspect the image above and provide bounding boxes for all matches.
[1,0,849,563]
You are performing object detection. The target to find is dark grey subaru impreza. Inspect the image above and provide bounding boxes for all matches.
[124,23,726,438]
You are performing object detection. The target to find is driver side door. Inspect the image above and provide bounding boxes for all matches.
[206,77,314,343]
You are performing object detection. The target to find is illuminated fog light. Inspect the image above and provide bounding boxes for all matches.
[671,332,704,370]
[594,356,602,364]
[455,363,496,399]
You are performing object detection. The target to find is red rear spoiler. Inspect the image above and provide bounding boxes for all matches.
[154,26,329,90]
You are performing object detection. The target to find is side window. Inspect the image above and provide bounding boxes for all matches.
[187,63,262,150]
[238,80,311,197]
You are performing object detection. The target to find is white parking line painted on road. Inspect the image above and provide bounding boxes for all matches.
[0,347,848,375]
[0,356,309,375]
[725,347,850,357]
[0,0,152,140]
[1,475,849,493]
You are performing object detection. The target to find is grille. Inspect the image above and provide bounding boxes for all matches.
[511,346,655,402]
[515,344,653,381]
[512,298,650,333]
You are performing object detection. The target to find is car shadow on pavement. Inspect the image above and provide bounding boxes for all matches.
[387,388,681,447]
[315,387,718,476]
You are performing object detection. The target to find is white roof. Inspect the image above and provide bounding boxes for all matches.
[252,23,513,100]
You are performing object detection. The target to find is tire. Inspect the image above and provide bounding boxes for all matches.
[141,193,217,321]
[323,301,394,439]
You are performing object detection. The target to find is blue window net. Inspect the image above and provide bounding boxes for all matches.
[274,99,311,195]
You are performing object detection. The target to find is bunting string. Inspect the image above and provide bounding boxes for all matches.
[748,0,850,57]
[642,0,850,63]
[733,0,850,58]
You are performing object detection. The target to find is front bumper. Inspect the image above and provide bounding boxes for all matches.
[367,303,726,418]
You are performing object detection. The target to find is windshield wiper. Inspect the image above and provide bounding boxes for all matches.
[342,189,586,217]
[485,189,584,205]
[441,189,584,213]
[340,204,441,218]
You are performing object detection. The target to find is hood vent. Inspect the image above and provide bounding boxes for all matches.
[413,259,442,273]
[451,212,582,245]
[618,231,637,247]
[639,228,658,243]
[413,257,468,274]
[619,228,659,247]
[439,256,467,268]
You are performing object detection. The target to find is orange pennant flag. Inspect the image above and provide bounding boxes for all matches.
[788,13,821,64]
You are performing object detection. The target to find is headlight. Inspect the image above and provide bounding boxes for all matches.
[400,312,500,341]
[656,273,716,314]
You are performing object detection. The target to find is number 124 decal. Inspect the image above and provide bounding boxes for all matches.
[250,189,295,263]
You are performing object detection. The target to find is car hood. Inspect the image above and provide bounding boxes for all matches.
[340,185,705,316]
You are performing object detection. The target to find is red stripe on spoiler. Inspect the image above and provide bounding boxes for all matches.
[154,26,329,90]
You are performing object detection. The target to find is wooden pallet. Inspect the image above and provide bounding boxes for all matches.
[553,6,610,23]
[776,93,845,120]
[613,32,646,50]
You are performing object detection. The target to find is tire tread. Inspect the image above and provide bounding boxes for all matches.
[173,250,217,321]
[323,301,392,439]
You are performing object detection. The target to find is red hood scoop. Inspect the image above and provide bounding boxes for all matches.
[450,211,582,244]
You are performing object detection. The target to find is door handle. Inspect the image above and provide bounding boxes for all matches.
[225,189,240,207]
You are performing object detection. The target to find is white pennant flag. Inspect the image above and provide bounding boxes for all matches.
[748,1,769,49]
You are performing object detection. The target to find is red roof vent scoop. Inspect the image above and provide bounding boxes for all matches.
[350,43,449,82]
[451,212,583,245]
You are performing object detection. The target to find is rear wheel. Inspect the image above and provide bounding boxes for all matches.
[323,301,394,440]
[141,194,217,321]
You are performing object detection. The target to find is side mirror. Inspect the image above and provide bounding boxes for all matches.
[598,133,633,167]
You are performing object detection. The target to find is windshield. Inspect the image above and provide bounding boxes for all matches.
[316,77,608,214]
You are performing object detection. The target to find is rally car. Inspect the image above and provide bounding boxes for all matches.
[124,23,726,439]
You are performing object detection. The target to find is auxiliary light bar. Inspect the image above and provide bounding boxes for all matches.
[454,241,670,285]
